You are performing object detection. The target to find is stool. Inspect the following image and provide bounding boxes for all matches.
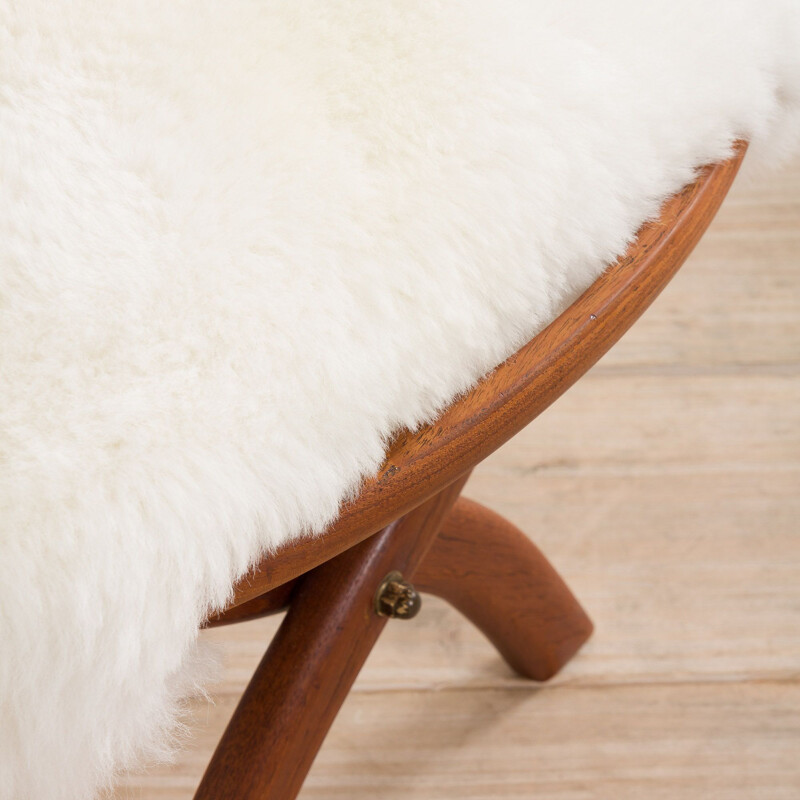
[194,144,745,800]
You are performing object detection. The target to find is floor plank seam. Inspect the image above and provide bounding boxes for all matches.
[589,362,800,378]
[206,674,800,699]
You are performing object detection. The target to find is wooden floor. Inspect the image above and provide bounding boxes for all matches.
[113,158,800,799]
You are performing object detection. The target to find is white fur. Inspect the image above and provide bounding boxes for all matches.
[1,1,798,797]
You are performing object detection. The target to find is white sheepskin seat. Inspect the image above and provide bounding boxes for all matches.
[1,1,799,797]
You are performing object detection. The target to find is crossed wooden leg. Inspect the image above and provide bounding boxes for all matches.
[416,496,593,680]
[197,483,592,799]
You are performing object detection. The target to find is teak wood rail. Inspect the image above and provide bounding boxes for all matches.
[197,144,746,799]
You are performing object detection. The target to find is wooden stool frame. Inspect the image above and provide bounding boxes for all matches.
[196,145,745,799]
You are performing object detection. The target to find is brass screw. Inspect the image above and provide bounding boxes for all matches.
[374,571,422,620]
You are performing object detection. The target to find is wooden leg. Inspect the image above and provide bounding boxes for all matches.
[194,475,469,800]
[208,496,592,682]
[415,497,593,681]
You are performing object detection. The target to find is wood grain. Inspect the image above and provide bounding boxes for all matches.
[116,683,800,800]
[414,497,593,680]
